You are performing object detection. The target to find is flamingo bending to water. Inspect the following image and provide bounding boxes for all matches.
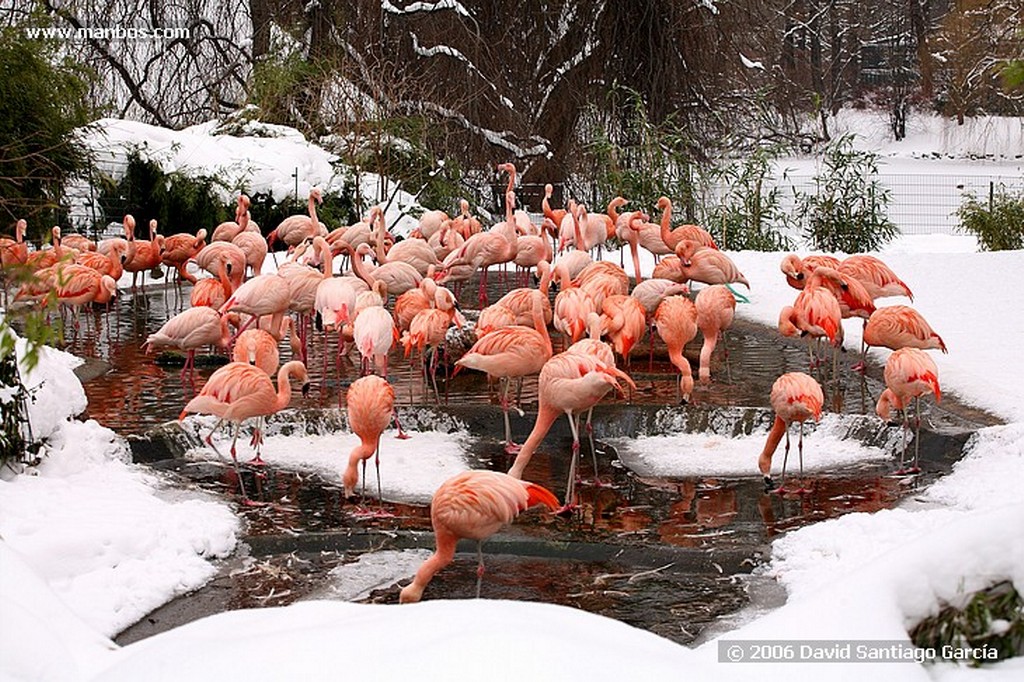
[758,372,824,494]
[399,470,559,603]
[875,347,941,474]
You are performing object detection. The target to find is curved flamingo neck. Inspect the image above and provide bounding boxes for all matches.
[659,200,676,249]
[537,262,552,295]
[607,197,625,223]
[216,258,235,296]
[274,363,303,411]
[350,246,376,287]
[315,237,333,278]
[542,185,556,222]
[532,293,552,355]
[307,192,319,228]
[507,404,560,479]
[627,216,644,284]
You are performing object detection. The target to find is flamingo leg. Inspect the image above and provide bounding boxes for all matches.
[475,540,485,598]
[910,396,922,474]
[559,412,582,513]
[896,410,909,474]
[500,377,520,454]
[374,436,385,507]
[774,425,791,494]
[585,408,601,485]
[392,410,410,440]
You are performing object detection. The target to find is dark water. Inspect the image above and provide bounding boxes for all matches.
[46,280,994,647]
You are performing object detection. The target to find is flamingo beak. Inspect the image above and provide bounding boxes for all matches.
[301,382,311,398]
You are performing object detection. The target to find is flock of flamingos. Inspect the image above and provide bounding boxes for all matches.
[0,163,948,601]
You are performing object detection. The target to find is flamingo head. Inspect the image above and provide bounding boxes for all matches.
[657,196,671,211]
[310,187,323,204]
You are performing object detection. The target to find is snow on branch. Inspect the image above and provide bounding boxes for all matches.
[401,100,549,158]
[409,34,516,111]
[382,0,471,18]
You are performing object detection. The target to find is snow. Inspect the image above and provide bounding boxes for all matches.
[2,111,1023,680]
[180,419,473,504]
[73,118,424,237]
[614,414,894,478]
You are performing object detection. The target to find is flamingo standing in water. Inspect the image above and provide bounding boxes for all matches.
[161,228,208,288]
[399,470,559,603]
[343,374,399,505]
[179,360,310,501]
[353,280,398,376]
[144,306,231,380]
[456,291,552,454]
[695,284,736,384]
[875,347,941,474]
[211,195,251,242]
[507,351,635,510]
[267,187,327,253]
[758,372,824,494]
[232,328,280,376]
[777,266,846,373]
[219,273,292,339]
[654,295,698,402]
[124,219,165,293]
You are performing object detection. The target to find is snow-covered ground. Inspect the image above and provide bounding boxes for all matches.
[70,117,425,236]
[2,111,1023,681]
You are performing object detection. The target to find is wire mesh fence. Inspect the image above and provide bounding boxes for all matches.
[771,172,1024,237]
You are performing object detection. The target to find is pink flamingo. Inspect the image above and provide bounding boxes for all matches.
[232,207,268,277]
[839,255,913,301]
[401,282,460,403]
[348,242,422,296]
[656,197,717,251]
[211,195,251,242]
[399,470,559,603]
[778,266,846,372]
[232,328,280,376]
[353,281,398,376]
[438,187,517,306]
[654,294,698,402]
[695,285,736,384]
[123,219,165,292]
[161,228,208,285]
[599,294,646,367]
[507,351,635,509]
[267,187,327,252]
[758,372,824,494]
[344,374,399,503]
[219,273,292,338]
[456,291,553,453]
[179,360,309,500]
[0,219,28,267]
[190,256,237,310]
[676,240,748,288]
[492,260,553,326]
[54,264,118,330]
[780,253,841,290]
[875,347,941,474]
[413,208,449,241]
[863,305,947,354]
[145,306,231,379]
